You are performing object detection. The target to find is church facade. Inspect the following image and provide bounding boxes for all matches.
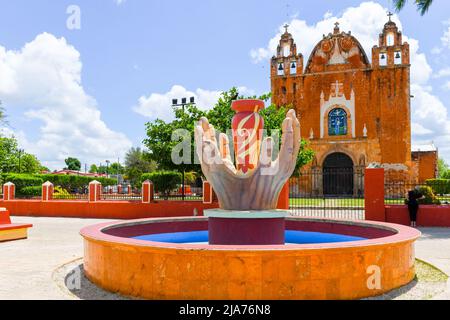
[271,18,437,195]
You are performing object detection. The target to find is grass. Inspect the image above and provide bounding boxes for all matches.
[415,259,449,283]
[289,197,440,207]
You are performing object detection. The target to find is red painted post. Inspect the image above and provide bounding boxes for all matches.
[203,181,213,204]
[127,184,132,195]
[364,168,386,222]
[3,182,15,201]
[277,182,290,210]
[42,181,54,202]
[142,180,154,203]
[117,185,123,194]
[0,208,11,225]
[89,181,102,202]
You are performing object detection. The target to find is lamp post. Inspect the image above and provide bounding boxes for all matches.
[172,96,196,201]
[18,149,24,173]
[105,160,110,178]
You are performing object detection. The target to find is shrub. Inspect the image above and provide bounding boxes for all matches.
[426,179,450,196]
[18,186,42,197]
[53,186,73,200]
[141,171,182,199]
[38,174,116,192]
[417,186,441,205]
[3,174,43,192]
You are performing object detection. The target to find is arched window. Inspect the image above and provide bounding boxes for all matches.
[328,108,348,136]
[386,33,395,46]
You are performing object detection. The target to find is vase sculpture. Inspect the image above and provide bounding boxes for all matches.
[195,99,301,245]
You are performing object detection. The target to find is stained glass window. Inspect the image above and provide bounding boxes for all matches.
[328,108,347,136]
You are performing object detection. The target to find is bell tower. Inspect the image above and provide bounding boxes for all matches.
[271,24,304,107]
[372,13,410,68]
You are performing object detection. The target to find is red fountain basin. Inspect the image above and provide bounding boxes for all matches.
[80,217,421,300]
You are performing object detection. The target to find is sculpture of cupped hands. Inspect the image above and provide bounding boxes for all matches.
[194,109,301,210]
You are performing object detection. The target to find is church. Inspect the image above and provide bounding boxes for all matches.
[270,16,438,195]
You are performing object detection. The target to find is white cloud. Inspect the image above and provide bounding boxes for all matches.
[250,1,450,160]
[133,85,254,121]
[443,81,450,91]
[411,123,433,136]
[114,0,126,5]
[0,33,132,169]
[434,67,450,79]
[442,25,450,49]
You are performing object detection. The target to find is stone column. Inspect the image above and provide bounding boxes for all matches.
[3,182,15,201]
[364,168,386,222]
[42,181,54,202]
[89,180,102,202]
[142,180,154,203]
[203,181,214,204]
[276,182,290,210]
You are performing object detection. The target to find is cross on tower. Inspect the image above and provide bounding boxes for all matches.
[387,11,393,21]
[283,24,289,33]
[334,21,340,34]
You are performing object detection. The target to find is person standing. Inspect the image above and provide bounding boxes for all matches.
[407,189,423,228]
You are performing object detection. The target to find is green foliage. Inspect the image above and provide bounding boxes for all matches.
[39,174,116,191]
[438,158,450,179]
[416,186,441,205]
[89,164,98,173]
[18,186,42,197]
[90,162,125,175]
[124,147,157,187]
[53,186,72,200]
[394,0,433,15]
[184,172,197,185]
[141,171,182,198]
[19,154,43,174]
[0,173,116,194]
[3,174,43,192]
[64,157,81,171]
[0,136,19,173]
[426,179,450,195]
[143,87,315,175]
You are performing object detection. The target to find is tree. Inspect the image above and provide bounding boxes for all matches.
[19,154,43,174]
[393,0,433,15]
[64,157,81,171]
[0,136,43,174]
[143,87,315,176]
[124,147,157,186]
[0,136,20,173]
[438,158,450,178]
[89,164,99,173]
[0,101,6,125]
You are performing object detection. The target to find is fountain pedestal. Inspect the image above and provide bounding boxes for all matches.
[205,209,288,245]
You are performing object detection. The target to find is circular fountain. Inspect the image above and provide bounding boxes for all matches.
[81,100,421,300]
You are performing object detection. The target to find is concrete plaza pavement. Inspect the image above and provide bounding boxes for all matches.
[0,217,449,300]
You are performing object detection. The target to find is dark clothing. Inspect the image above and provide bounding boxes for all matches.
[407,191,422,222]
[408,203,419,222]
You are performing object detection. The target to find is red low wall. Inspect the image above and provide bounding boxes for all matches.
[0,200,219,220]
[386,205,450,227]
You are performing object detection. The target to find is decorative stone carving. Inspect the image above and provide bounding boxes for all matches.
[195,101,301,211]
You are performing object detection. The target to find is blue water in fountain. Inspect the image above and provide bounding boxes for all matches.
[133,231,366,244]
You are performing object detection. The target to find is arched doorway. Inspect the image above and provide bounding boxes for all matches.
[323,152,354,196]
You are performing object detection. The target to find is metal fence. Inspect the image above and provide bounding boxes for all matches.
[385,181,450,205]
[289,168,365,220]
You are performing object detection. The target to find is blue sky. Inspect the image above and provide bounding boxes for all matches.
[0,0,449,169]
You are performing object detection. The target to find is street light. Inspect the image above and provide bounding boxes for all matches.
[171,97,196,201]
[105,160,110,178]
[18,149,24,173]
